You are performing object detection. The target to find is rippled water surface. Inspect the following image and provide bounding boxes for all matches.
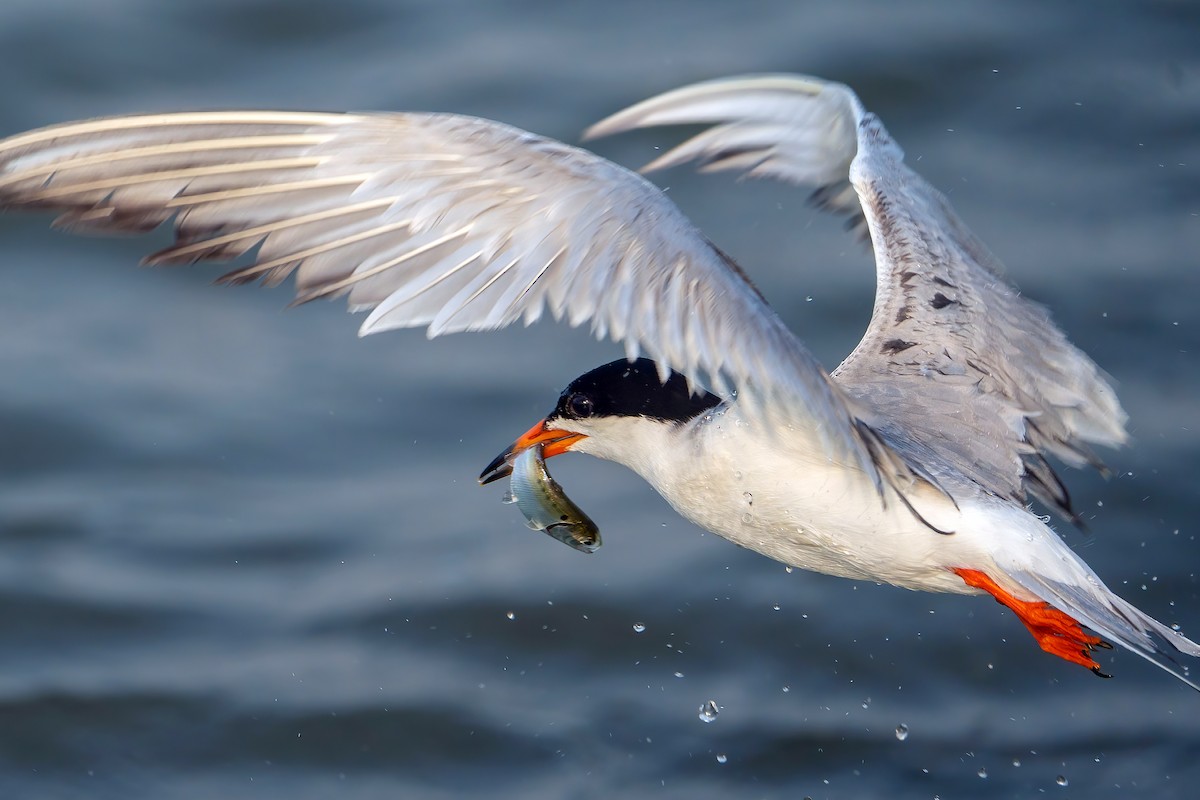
[1,1,1198,798]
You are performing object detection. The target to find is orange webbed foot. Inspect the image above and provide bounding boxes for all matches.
[954,568,1112,675]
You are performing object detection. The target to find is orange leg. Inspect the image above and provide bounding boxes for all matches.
[954,568,1112,676]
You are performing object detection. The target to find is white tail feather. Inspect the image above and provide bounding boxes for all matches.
[978,504,1200,691]
[1009,568,1200,692]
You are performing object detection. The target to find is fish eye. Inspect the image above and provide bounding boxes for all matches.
[567,393,594,418]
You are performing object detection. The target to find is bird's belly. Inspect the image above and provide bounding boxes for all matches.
[653,452,975,594]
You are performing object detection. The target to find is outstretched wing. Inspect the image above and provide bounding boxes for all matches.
[0,107,892,483]
[587,74,1128,520]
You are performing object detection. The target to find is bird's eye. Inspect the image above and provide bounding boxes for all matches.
[567,393,594,418]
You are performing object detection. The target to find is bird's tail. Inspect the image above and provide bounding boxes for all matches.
[959,506,1200,691]
[1008,567,1200,691]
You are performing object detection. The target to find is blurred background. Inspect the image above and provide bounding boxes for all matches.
[0,1,1197,797]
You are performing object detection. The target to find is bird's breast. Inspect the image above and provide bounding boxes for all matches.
[641,415,970,589]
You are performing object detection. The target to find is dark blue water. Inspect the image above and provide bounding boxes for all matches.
[1,1,1198,797]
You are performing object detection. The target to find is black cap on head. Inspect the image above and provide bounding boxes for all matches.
[549,358,721,425]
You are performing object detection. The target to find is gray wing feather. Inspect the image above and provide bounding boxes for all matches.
[0,107,883,479]
[586,74,1128,518]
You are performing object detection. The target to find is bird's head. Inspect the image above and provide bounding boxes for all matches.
[478,357,722,483]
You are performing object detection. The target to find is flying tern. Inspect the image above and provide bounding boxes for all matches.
[1,73,1195,689]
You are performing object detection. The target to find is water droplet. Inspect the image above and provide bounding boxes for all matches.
[772,603,781,611]
[805,295,813,302]
[734,470,743,480]
[785,566,794,574]
[895,724,909,741]
[741,513,753,524]
[505,611,516,621]
[674,671,685,678]
[698,699,720,723]
[715,753,728,764]
[1055,775,1069,787]
[632,622,646,634]
[782,685,790,693]
[1012,758,1021,767]
[501,491,516,505]
[978,768,988,779]
[742,491,753,506]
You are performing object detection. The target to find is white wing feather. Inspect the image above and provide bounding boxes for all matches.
[0,108,889,480]
[586,74,1128,519]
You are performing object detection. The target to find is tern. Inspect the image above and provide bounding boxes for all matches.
[1,74,1195,689]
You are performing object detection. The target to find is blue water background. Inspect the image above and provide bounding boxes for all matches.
[0,1,1198,797]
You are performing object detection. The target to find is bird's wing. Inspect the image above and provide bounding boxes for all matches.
[0,107,911,486]
[587,74,1128,520]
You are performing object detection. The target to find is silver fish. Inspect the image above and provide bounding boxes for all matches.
[508,446,601,554]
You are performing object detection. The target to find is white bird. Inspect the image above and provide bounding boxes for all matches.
[1,74,1195,689]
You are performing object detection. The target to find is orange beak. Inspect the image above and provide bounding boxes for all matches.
[478,419,587,485]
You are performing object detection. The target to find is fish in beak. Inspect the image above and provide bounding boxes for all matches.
[478,418,587,485]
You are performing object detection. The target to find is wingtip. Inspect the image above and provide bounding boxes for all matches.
[579,118,615,143]
[583,73,833,144]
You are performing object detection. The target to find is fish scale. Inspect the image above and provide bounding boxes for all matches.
[508,445,601,554]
